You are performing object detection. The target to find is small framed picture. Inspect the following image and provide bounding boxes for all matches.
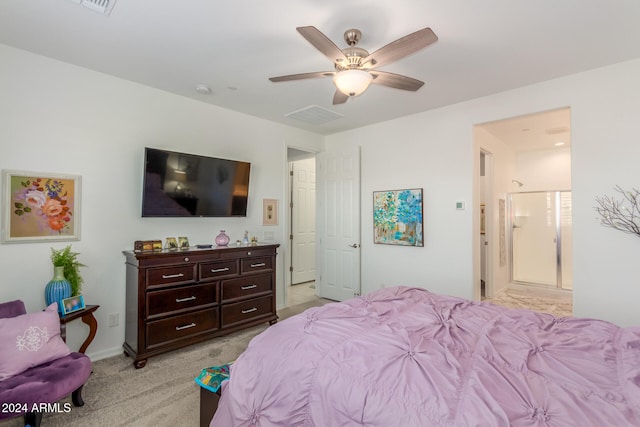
[61,295,85,316]
[263,199,278,226]
[165,237,178,250]
[178,236,190,250]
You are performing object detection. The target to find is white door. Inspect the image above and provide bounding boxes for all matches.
[317,145,361,301]
[291,158,316,284]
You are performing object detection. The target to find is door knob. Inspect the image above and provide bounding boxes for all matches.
[348,243,360,248]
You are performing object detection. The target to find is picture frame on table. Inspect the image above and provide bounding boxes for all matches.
[165,237,178,250]
[1,170,81,243]
[178,236,190,250]
[61,295,86,316]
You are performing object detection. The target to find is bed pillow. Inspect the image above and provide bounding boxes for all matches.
[0,302,72,380]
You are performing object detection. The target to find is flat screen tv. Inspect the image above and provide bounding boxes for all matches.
[142,147,250,217]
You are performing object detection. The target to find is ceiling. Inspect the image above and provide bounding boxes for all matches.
[1,1,639,136]
[480,108,571,153]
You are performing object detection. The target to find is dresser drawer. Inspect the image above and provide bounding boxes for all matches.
[146,307,219,348]
[199,260,239,281]
[135,252,200,268]
[221,274,272,302]
[146,282,218,319]
[240,256,273,274]
[146,264,196,289]
[222,295,273,327]
[219,247,276,259]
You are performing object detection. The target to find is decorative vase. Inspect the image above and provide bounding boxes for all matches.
[215,230,230,247]
[45,265,72,313]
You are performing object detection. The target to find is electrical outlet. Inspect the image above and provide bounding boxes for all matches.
[108,313,119,327]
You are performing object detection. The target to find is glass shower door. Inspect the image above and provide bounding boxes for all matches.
[510,191,572,289]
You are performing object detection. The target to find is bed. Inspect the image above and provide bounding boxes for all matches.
[210,286,640,426]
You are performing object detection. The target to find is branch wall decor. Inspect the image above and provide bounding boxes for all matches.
[594,185,640,238]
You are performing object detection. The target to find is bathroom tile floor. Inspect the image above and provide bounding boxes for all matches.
[483,286,573,317]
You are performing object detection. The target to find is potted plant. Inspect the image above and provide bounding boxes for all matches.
[51,244,86,296]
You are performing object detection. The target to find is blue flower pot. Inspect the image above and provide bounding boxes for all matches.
[45,266,72,313]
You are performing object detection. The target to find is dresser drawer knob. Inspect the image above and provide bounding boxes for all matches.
[184,257,190,262]
[241,307,258,314]
[241,284,257,290]
[175,296,196,303]
[211,267,230,273]
[250,263,266,268]
[175,323,196,331]
[162,273,185,279]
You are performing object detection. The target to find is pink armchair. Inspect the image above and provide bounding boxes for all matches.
[0,300,92,427]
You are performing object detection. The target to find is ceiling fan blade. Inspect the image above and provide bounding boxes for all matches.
[297,26,348,65]
[362,27,438,69]
[333,90,349,105]
[370,71,425,91]
[269,71,334,82]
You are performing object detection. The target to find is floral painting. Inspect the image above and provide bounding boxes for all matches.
[2,170,81,243]
[373,188,423,246]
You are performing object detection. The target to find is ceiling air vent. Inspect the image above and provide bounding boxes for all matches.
[69,0,117,15]
[285,105,343,125]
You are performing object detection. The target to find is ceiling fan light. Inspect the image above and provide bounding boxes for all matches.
[333,70,373,97]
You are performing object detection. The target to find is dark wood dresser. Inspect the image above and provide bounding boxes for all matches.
[123,243,279,368]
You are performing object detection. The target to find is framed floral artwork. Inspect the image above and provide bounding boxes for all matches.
[373,188,423,246]
[1,170,81,243]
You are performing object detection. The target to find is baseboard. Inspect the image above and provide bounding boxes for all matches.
[86,346,125,362]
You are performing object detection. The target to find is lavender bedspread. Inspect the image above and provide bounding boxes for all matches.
[211,286,640,426]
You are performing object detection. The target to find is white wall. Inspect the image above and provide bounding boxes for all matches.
[0,44,324,360]
[516,146,571,191]
[327,58,640,327]
[327,105,476,298]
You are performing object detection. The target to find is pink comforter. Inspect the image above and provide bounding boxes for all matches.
[211,286,640,426]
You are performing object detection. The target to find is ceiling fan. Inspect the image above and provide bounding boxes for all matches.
[269,26,438,105]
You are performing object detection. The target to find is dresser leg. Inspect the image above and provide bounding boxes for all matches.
[134,359,147,369]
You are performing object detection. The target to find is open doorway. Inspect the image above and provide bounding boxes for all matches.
[286,148,317,307]
[474,107,573,311]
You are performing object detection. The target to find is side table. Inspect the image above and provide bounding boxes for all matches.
[200,387,221,427]
[59,304,99,354]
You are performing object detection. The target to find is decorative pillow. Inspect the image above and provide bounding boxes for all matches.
[0,302,71,380]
